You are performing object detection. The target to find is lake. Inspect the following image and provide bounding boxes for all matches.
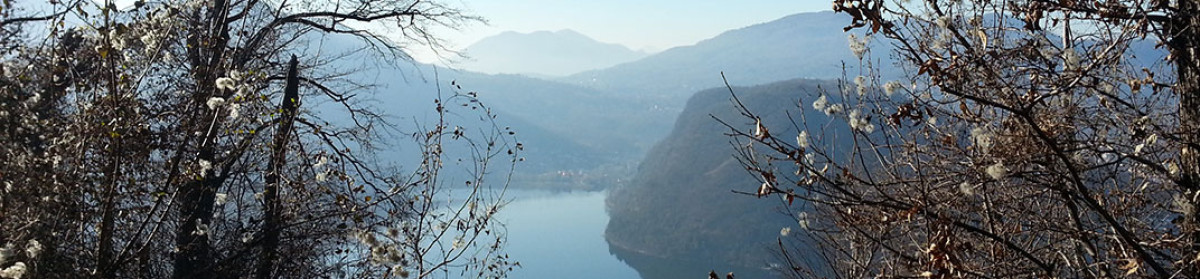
[494,190,779,279]
[498,190,640,278]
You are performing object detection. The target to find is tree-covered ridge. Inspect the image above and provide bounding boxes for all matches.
[606,78,841,270]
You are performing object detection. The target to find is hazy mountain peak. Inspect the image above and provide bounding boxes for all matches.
[458,29,648,77]
[551,28,587,36]
[559,10,877,104]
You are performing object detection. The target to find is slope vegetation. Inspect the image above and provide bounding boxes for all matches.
[606,78,843,269]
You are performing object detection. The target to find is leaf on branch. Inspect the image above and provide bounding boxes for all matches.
[1119,259,1140,275]
[1023,9,1043,31]
[941,135,955,147]
[917,60,938,76]
[976,29,987,49]
[901,205,921,222]
[757,182,771,197]
[753,118,769,140]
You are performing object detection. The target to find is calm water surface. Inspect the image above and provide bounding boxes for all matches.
[476,190,779,278]
[499,190,640,278]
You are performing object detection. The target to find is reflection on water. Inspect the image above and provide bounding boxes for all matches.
[607,240,777,279]
[480,189,782,278]
[499,190,640,278]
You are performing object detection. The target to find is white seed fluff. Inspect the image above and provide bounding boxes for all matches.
[206,97,226,110]
[986,162,1008,180]
[825,104,844,116]
[884,81,903,96]
[1063,48,1081,70]
[215,77,237,91]
[812,95,828,111]
[848,34,867,59]
[970,127,994,153]
[214,193,228,206]
[198,159,213,175]
[0,262,26,279]
[959,182,975,196]
[24,240,41,259]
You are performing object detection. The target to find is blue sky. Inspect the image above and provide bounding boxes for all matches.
[97,0,830,62]
[413,0,830,62]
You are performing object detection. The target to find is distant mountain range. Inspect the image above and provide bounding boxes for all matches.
[559,11,880,104]
[459,29,649,77]
[306,9,979,274]
[421,11,883,186]
[314,10,894,191]
[255,7,1178,277]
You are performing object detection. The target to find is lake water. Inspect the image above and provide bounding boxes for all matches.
[486,190,779,279]
[499,190,641,278]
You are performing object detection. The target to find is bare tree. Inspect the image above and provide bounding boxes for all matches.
[722,0,1200,278]
[0,1,517,278]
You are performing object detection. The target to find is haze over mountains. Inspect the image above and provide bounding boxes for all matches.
[339,10,884,274]
[305,8,1176,277]
[454,11,874,157]
[445,11,875,272]
[434,11,878,166]
[459,29,650,77]
[563,12,857,94]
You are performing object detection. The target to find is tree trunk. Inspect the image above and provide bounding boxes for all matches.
[174,2,231,278]
[96,147,120,279]
[96,50,124,279]
[256,55,301,279]
[173,163,221,279]
[1168,2,1200,276]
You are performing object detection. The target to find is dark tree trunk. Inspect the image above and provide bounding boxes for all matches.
[174,1,232,278]
[96,47,124,279]
[173,173,220,279]
[1168,2,1200,277]
[256,55,301,279]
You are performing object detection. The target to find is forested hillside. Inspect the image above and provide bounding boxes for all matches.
[606,78,845,269]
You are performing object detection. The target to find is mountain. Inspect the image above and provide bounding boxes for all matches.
[605,78,843,272]
[450,72,669,157]
[459,29,649,77]
[599,12,1172,276]
[447,11,894,179]
[297,33,633,188]
[500,11,886,158]
[306,11,899,191]
[560,11,885,106]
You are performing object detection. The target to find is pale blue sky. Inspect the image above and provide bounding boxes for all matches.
[415,0,830,62]
[99,0,831,62]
